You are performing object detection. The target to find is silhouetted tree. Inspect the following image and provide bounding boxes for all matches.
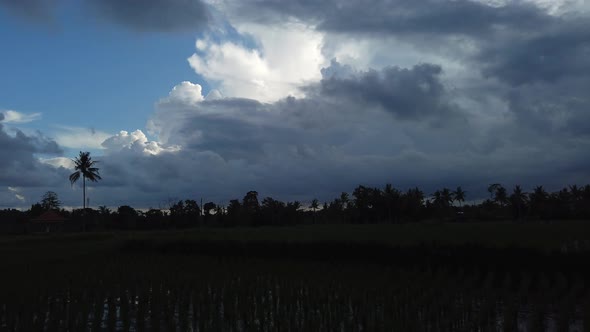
[69,151,101,209]
[226,199,242,226]
[145,209,165,229]
[552,188,572,219]
[285,201,302,225]
[260,197,284,225]
[169,200,200,227]
[494,185,508,207]
[403,187,424,221]
[242,191,260,225]
[117,205,138,229]
[569,185,584,219]
[383,184,401,223]
[353,185,372,223]
[203,202,217,216]
[487,183,501,200]
[98,205,111,216]
[29,203,44,218]
[307,198,318,224]
[453,187,466,207]
[40,191,61,211]
[431,188,453,219]
[529,186,548,219]
[509,185,527,220]
[184,200,201,225]
[243,191,260,213]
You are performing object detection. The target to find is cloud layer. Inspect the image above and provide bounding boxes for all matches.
[1,0,211,31]
[2,0,590,208]
[87,0,210,31]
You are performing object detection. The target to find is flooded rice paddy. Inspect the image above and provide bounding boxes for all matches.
[1,253,588,331]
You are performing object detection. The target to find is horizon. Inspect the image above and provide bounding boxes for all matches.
[2,0,590,209]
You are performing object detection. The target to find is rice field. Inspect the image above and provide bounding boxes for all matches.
[1,223,589,331]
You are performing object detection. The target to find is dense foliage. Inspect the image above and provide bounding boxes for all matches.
[1,183,590,233]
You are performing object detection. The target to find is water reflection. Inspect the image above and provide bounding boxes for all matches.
[1,261,587,331]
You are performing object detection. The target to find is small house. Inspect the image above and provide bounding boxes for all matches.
[30,211,68,233]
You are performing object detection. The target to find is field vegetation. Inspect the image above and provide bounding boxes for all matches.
[1,223,589,330]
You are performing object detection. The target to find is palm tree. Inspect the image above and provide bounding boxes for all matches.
[453,186,466,207]
[494,185,508,207]
[488,183,501,200]
[69,151,102,209]
[310,198,319,212]
[569,185,582,202]
[510,185,527,220]
[310,198,319,224]
[441,188,454,207]
[529,186,548,218]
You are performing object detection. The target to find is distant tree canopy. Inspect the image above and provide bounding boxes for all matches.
[2,182,590,234]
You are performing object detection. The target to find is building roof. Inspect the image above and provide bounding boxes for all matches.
[31,211,67,223]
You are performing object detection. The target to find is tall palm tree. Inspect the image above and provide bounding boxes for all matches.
[488,183,501,200]
[453,186,466,207]
[310,198,319,224]
[510,185,527,220]
[69,151,101,209]
[494,185,508,207]
[441,188,454,207]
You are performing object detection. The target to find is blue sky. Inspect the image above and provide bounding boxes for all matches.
[1,0,589,209]
[0,3,215,148]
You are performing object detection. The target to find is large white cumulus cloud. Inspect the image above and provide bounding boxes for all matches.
[188,22,325,102]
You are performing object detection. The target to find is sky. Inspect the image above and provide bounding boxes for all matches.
[1,0,589,209]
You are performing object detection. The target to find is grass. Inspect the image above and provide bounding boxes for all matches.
[142,221,590,251]
[1,221,590,262]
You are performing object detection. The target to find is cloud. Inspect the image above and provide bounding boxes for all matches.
[309,61,459,121]
[479,19,590,85]
[0,110,42,124]
[7,186,25,202]
[101,129,180,155]
[158,81,205,106]
[188,22,325,101]
[85,59,557,206]
[86,0,210,32]
[51,126,112,150]
[39,157,74,169]
[1,0,211,32]
[0,0,56,21]
[220,0,551,38]
[3,0,590,209]
[0,122,66,190]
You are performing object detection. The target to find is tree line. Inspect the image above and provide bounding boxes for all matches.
[1,183,590,232]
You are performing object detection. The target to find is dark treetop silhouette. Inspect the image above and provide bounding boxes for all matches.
[69,151,102,209]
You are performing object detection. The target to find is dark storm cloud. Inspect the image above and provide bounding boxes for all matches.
[137,63,485,202]
[229,0,586,89]
[480,20,590,85]
[0,0,55,21]
[312,62,456,120]
[87,0,210,32]
[506,77,590,137]
[134,46,590,205]
[228,0,550,37]
[0,123,65,187]
[318,0,549,37]
[1,0,210,31]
